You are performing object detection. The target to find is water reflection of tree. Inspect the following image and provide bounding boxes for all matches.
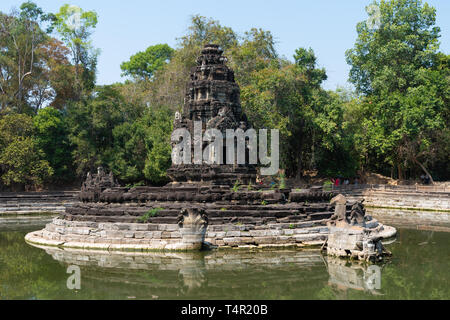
[317,229,450,300]
[380,229,449,300]
[0,231,64,299]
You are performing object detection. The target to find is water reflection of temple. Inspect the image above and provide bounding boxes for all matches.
[325,257,384,296]
[42,247,329,299]
[38,246,388,299]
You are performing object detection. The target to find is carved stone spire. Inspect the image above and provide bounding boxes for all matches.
[167,44,256,186]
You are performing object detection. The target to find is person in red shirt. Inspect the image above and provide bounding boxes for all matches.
[334,178,340,186]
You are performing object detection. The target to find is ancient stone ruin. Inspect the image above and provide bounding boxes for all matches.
[167,44,256,186]
[323,195,395,262]
[26,44,396,254]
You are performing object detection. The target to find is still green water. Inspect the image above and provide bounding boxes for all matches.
[0,217,449,300]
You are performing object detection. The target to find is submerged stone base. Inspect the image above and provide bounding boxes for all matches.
[25,215,396,253]
[25,217,331,252]
[326,223,397,261]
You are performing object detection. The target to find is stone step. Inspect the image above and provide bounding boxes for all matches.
[0,202,73,208]
[66,206,324,219]
[0,206,65,212]
[309,212,333,220]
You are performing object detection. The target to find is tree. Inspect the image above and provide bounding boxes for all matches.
[178,15,238,52]
[53,4,99,98]
[149,15,239,111]
[142,107,173,185]
[0,2,75,114]
[239,46,330,178]
[67,85,125,176]
[0,113,33,147]
[38,38,77,109]
[121,44,174,80]
[66,83,173,185]
[345,0,448,182]
[0,113,53,190]
[0,2,51,113]
[229,28,278,86]
[33,107,73,181]
[109,120,147,183]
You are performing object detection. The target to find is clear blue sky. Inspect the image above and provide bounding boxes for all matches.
[1,0,449,90]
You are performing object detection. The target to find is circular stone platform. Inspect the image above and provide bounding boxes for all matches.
[25,215,396,253]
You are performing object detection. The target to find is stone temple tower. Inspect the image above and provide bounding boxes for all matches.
[167,44,257,185]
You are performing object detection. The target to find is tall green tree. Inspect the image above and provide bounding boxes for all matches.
[53,4,99,98]
[0,2,53,113]
[345,0,449,181]
[33,107,73,182]
[142,107,173,185]
[0,114,53,190]
[121,44,174,80]
[67,85,125,177]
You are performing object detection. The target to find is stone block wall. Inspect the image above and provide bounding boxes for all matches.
[0,192,79,215]
[26,217,330,251]
[335,187,449,212]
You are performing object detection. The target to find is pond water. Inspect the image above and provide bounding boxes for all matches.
[0,213,449,300]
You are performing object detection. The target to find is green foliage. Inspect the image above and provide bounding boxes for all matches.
[67,85,124,176]
[0,2,51,113]
[53,4,99,97]
[33,108,73,181]
[179,15,238,51]
[67,84,173,185]
[237,43,337,177]
[323,180,333,191]
[0,113,34,147]
[125,181,145,188]
[121,44,174,79]
[278,172,286,189]
[142,107,173,185]
[0,114,53,189]
[138,208,162,223]
[261,200,268,206]
[0,137,53,188]
[345,0,449,180]
[231,180,241,192]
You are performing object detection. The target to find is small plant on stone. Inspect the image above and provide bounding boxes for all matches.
[278,172,286,189]
[231,180,241,192]
[261,200,268,206]
[247,182,253,191]
[126,181,145,188]
[289,224,295,229]
[138,208,162,223]
[220,208,227,212]
[323,180,333,191]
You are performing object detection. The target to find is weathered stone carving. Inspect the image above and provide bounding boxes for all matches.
[176,208,209,250]
[330,194,347,222]
[325,194,393,262]
[80,166,119,202]
[349,199,366,226]
[178,208,208,229]
[167,44,256,185]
